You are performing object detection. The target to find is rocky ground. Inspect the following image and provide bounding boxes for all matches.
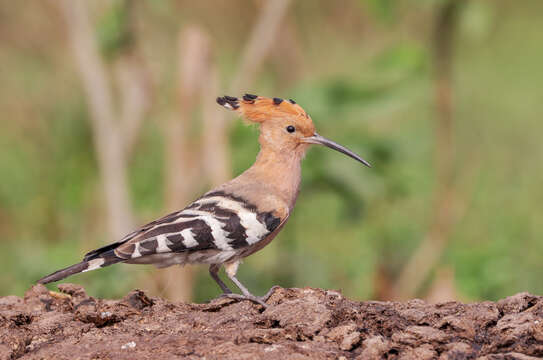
[0,284,542,359]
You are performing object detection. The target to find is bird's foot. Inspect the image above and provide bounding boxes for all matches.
[220,293,269,308]
[220,286,280,309]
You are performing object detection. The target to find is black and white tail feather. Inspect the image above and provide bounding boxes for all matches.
[37,191,281,285]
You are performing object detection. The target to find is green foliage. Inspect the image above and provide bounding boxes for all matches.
[1,0,542,302]
[97,0,133,60]
[129,123,164,215]
[365,0,398,24]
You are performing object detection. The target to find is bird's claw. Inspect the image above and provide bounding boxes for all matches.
[220,293,269,308]
[219,286,280,309]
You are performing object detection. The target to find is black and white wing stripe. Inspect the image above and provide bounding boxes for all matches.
[112,191,282,261]
[37,191,283,284]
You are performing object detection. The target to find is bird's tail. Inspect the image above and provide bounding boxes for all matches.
[38,261,92,284]
[38,248,124,284]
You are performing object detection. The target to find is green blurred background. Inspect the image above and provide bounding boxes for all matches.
[1,0,542,303]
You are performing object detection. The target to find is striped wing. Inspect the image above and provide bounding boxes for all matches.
[109,191,282,261]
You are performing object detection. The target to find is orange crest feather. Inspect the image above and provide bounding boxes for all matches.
[217,94,309,123]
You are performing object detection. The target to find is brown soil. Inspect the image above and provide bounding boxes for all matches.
[1,285,542,359]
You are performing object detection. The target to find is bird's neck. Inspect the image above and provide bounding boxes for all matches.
[246,147,305,209]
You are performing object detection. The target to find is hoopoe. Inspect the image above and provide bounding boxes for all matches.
[38,94,370,307]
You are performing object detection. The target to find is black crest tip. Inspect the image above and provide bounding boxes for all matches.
[243,94,256,102]
[273,97,283,105]
[244,93,258,100]
[217,96,239,110]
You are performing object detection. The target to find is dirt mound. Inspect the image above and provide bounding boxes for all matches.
[1,285,542,359]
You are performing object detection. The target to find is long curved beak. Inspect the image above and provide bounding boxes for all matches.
[301,133,371,167]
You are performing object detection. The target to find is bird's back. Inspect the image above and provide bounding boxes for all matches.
[116,186,286,265]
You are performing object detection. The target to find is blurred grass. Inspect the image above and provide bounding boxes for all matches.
[1,0,542,301]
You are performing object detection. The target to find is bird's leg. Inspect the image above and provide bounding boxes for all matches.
[261,285,281,301]
[209,264,232,294]
[220,261,278,308]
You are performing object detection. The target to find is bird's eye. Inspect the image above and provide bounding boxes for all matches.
[286,125,295,133]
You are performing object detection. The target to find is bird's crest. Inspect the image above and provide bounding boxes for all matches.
[217,94,310,124]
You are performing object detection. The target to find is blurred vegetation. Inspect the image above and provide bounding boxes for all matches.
[0,0,542,302]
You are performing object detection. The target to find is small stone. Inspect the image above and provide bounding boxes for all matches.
[327,323,356,341]
[440,342,474,359]
[392,326,449,345]
[121,341,136,350]
[497,292,539,314]
[57,283,88,300]
[356,336,391,359]
[398,344,436,360]
[340,331,361,351]
[264,344,281,352]
[123,289,153,310]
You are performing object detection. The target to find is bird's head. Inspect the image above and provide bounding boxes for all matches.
[217,94,370,167]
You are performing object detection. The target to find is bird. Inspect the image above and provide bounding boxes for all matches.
[38,94,370,307]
